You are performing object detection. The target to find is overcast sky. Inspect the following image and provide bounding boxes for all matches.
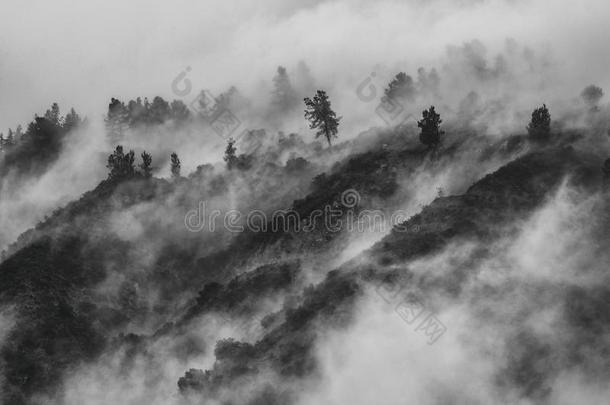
[1,0,609,130]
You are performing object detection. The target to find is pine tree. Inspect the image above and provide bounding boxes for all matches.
[127,97,146,126]
[304,90,341,147]
[170,100,190,123]
[107,145,135,180]
[385,72,416,100]
[418,106,444,148]
[44,103,61,126]
[272,66,298,110]
[223,138,238,169]
[15,125,23,140]
[105,98,129,143]
[527,104,551,142]
[149,96,171,124]
[140,151,153,178]
[6,129,15,147]
[63,108,82,132]
[170,152,181,178]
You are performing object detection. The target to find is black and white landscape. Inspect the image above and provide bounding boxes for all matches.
[0,1,609,404]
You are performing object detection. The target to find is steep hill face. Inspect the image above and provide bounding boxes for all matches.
[0,128,607,404]
[365,146,600,266]
[170,145,608,403]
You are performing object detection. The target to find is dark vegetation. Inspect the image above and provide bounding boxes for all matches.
[180,262,300,325]
[0,103,83,180]
[0,90,609,404]
[364,146,600,267]
[418,105,445,149]
[0,236,108,404]
[223,138,253,171]
[170,152,181,178]
[176,141,608,401]
[303,90,341,146]
[271,66,299,111]
[177,269,360,398]
[527,104,551,142]
[385,72,417,101]
[105,96,191,143]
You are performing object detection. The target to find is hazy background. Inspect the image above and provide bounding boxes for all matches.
[1,0,609,132]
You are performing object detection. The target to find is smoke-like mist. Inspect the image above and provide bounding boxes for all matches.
[1,1,609,404]
[2,0,609,127]
[2,0,608,252]
[301,184,610,405]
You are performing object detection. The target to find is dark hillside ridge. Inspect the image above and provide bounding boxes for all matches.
[0,130,604,403]
[174,145,606,402]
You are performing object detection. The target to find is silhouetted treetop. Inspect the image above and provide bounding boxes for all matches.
[418,106,444,149]
[105,96,192,141]
[107,145,135,180]
[140,151,153,178]
[171,152,181,178]
[0,103,83,177]
[272,66,298,110]
[385,72,416,100]
[224,138,237,170]
[304,90,341,147]
[527,104,551,142]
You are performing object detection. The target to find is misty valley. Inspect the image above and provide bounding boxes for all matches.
[0,1,609,404]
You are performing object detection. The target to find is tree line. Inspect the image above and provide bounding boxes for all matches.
[105,96,191,143]
[95,68,603,183]
[0,103,83,176]
[105,146,181,182]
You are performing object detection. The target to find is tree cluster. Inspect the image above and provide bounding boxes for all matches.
[527,104,551,142]
[0,103,83,176]
[106,147,181,181]
[385,72,417,101]
[271,66,299,110]
[223,138,253,171]
[105,96,191,142]
[382,68,440,101]
[106,146,136,180]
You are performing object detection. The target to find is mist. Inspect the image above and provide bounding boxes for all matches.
[2,0,609,128]
[1,1,609,404]
[302,184,610,405]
